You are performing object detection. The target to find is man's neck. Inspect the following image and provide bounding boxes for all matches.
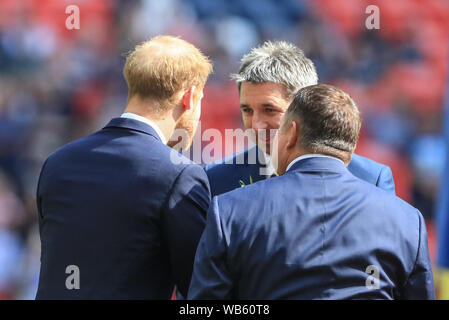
[282,150,303,173]
[123,107,175,143]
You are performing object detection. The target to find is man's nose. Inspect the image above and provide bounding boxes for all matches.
[251,113,269,131]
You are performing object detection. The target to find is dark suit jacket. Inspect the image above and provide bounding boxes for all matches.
[36,117,210,299]
[205,146,395,197]
[188,157,434,299]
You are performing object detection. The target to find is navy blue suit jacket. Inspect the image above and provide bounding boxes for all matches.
[189,157,434,299]
[36,117,210,299]
[205,146,395,196]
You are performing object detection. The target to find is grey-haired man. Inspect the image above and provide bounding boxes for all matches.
[205,41,395,196]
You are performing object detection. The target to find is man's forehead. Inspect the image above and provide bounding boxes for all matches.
[240,82,292,105]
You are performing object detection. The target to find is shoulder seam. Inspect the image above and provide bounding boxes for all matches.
[161,164,190,215]
[375,166,385,187]
[401,210,422,291]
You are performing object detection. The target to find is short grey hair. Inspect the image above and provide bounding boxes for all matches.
[231,41,318,97]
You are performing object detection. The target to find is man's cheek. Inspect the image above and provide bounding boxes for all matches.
[242,115,252,130]
[272,115,283,130]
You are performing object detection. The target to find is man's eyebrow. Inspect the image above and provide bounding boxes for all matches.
[240,104,251,108]
[261,103,282,109]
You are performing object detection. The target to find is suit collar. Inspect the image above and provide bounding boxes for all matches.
[244,145,269,167]
[245,145,275,180]
[120,113,167,144]
[221,145,264,167]
[287,156,348,174]
[103,117,162,143]
[286,154,345,172]
[219,146,267,182]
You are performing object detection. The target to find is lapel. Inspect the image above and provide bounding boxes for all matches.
[240,145,270,184]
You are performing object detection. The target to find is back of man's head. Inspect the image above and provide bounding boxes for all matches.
[123,35,213,115]
[283,84,361,163]
[231,41,318,97]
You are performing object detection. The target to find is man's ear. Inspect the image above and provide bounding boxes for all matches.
[182,86,196,111]
[286,120,298,149]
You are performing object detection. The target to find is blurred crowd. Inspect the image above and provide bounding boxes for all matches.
[0,0,448,299]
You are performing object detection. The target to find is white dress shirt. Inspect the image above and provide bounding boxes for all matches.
[259,150,276,178]
[120,112,167,145]
[286,154,345,172]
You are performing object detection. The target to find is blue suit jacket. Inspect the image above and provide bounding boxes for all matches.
[189,157,434,299]
[36,117,210,299]
[205,146,395,196]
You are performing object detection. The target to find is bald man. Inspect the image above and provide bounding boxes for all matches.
[36,36,213,299]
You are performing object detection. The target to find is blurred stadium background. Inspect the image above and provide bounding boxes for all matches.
[0,0,448,299]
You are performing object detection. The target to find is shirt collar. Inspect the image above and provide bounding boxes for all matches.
[120,113,167,145]
[257,147,276,177]
[286,154,345,172]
